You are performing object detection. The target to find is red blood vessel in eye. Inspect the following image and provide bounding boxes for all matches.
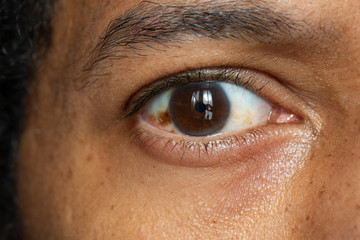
[169,82,230,136]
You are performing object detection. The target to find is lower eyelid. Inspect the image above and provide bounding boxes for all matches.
[125,118,315,217]
[129,121,309,168]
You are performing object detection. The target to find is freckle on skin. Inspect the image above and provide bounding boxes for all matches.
[86,155,92,162]
[285,204,292,212]
[318,183,326,199]
[67,169,73,179]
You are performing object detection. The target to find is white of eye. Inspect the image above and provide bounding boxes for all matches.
[220,82,271,133]
[142,82,272,136]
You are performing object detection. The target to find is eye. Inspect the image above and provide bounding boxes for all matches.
[125,68,302,167]
[141,81,275,137]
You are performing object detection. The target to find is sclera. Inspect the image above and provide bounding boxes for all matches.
[141,82,272,136]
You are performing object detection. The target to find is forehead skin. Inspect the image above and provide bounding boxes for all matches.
[18,0,360,239]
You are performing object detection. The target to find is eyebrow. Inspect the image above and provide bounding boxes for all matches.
[85,0,329,71]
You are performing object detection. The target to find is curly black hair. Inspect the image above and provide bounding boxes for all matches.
[0,1,54,239]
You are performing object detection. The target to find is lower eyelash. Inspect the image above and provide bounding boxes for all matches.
[130,127,269,166]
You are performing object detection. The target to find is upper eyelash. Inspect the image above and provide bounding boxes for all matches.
[122,68,267,119]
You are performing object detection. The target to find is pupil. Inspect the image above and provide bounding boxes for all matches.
[195,102,206,113]
[169,82,230,136]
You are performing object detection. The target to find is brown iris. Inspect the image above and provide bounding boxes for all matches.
[169,82,230,136]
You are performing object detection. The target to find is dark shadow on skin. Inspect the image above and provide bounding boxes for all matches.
[0,1,55,239]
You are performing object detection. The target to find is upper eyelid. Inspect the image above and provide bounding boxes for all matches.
[122,68,268,119]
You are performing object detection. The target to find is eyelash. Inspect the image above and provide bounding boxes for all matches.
[130,127,269,163]
[122,68,268,119]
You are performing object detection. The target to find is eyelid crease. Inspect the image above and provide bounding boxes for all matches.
[121,68,268,119]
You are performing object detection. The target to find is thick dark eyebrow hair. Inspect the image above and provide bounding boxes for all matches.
[85,0,307,70]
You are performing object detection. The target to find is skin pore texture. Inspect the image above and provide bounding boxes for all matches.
[18,0,360,239]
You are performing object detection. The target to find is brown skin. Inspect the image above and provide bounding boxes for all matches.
[18,0,360,239]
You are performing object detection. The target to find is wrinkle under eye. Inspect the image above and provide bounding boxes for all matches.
[169,82,230,136]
